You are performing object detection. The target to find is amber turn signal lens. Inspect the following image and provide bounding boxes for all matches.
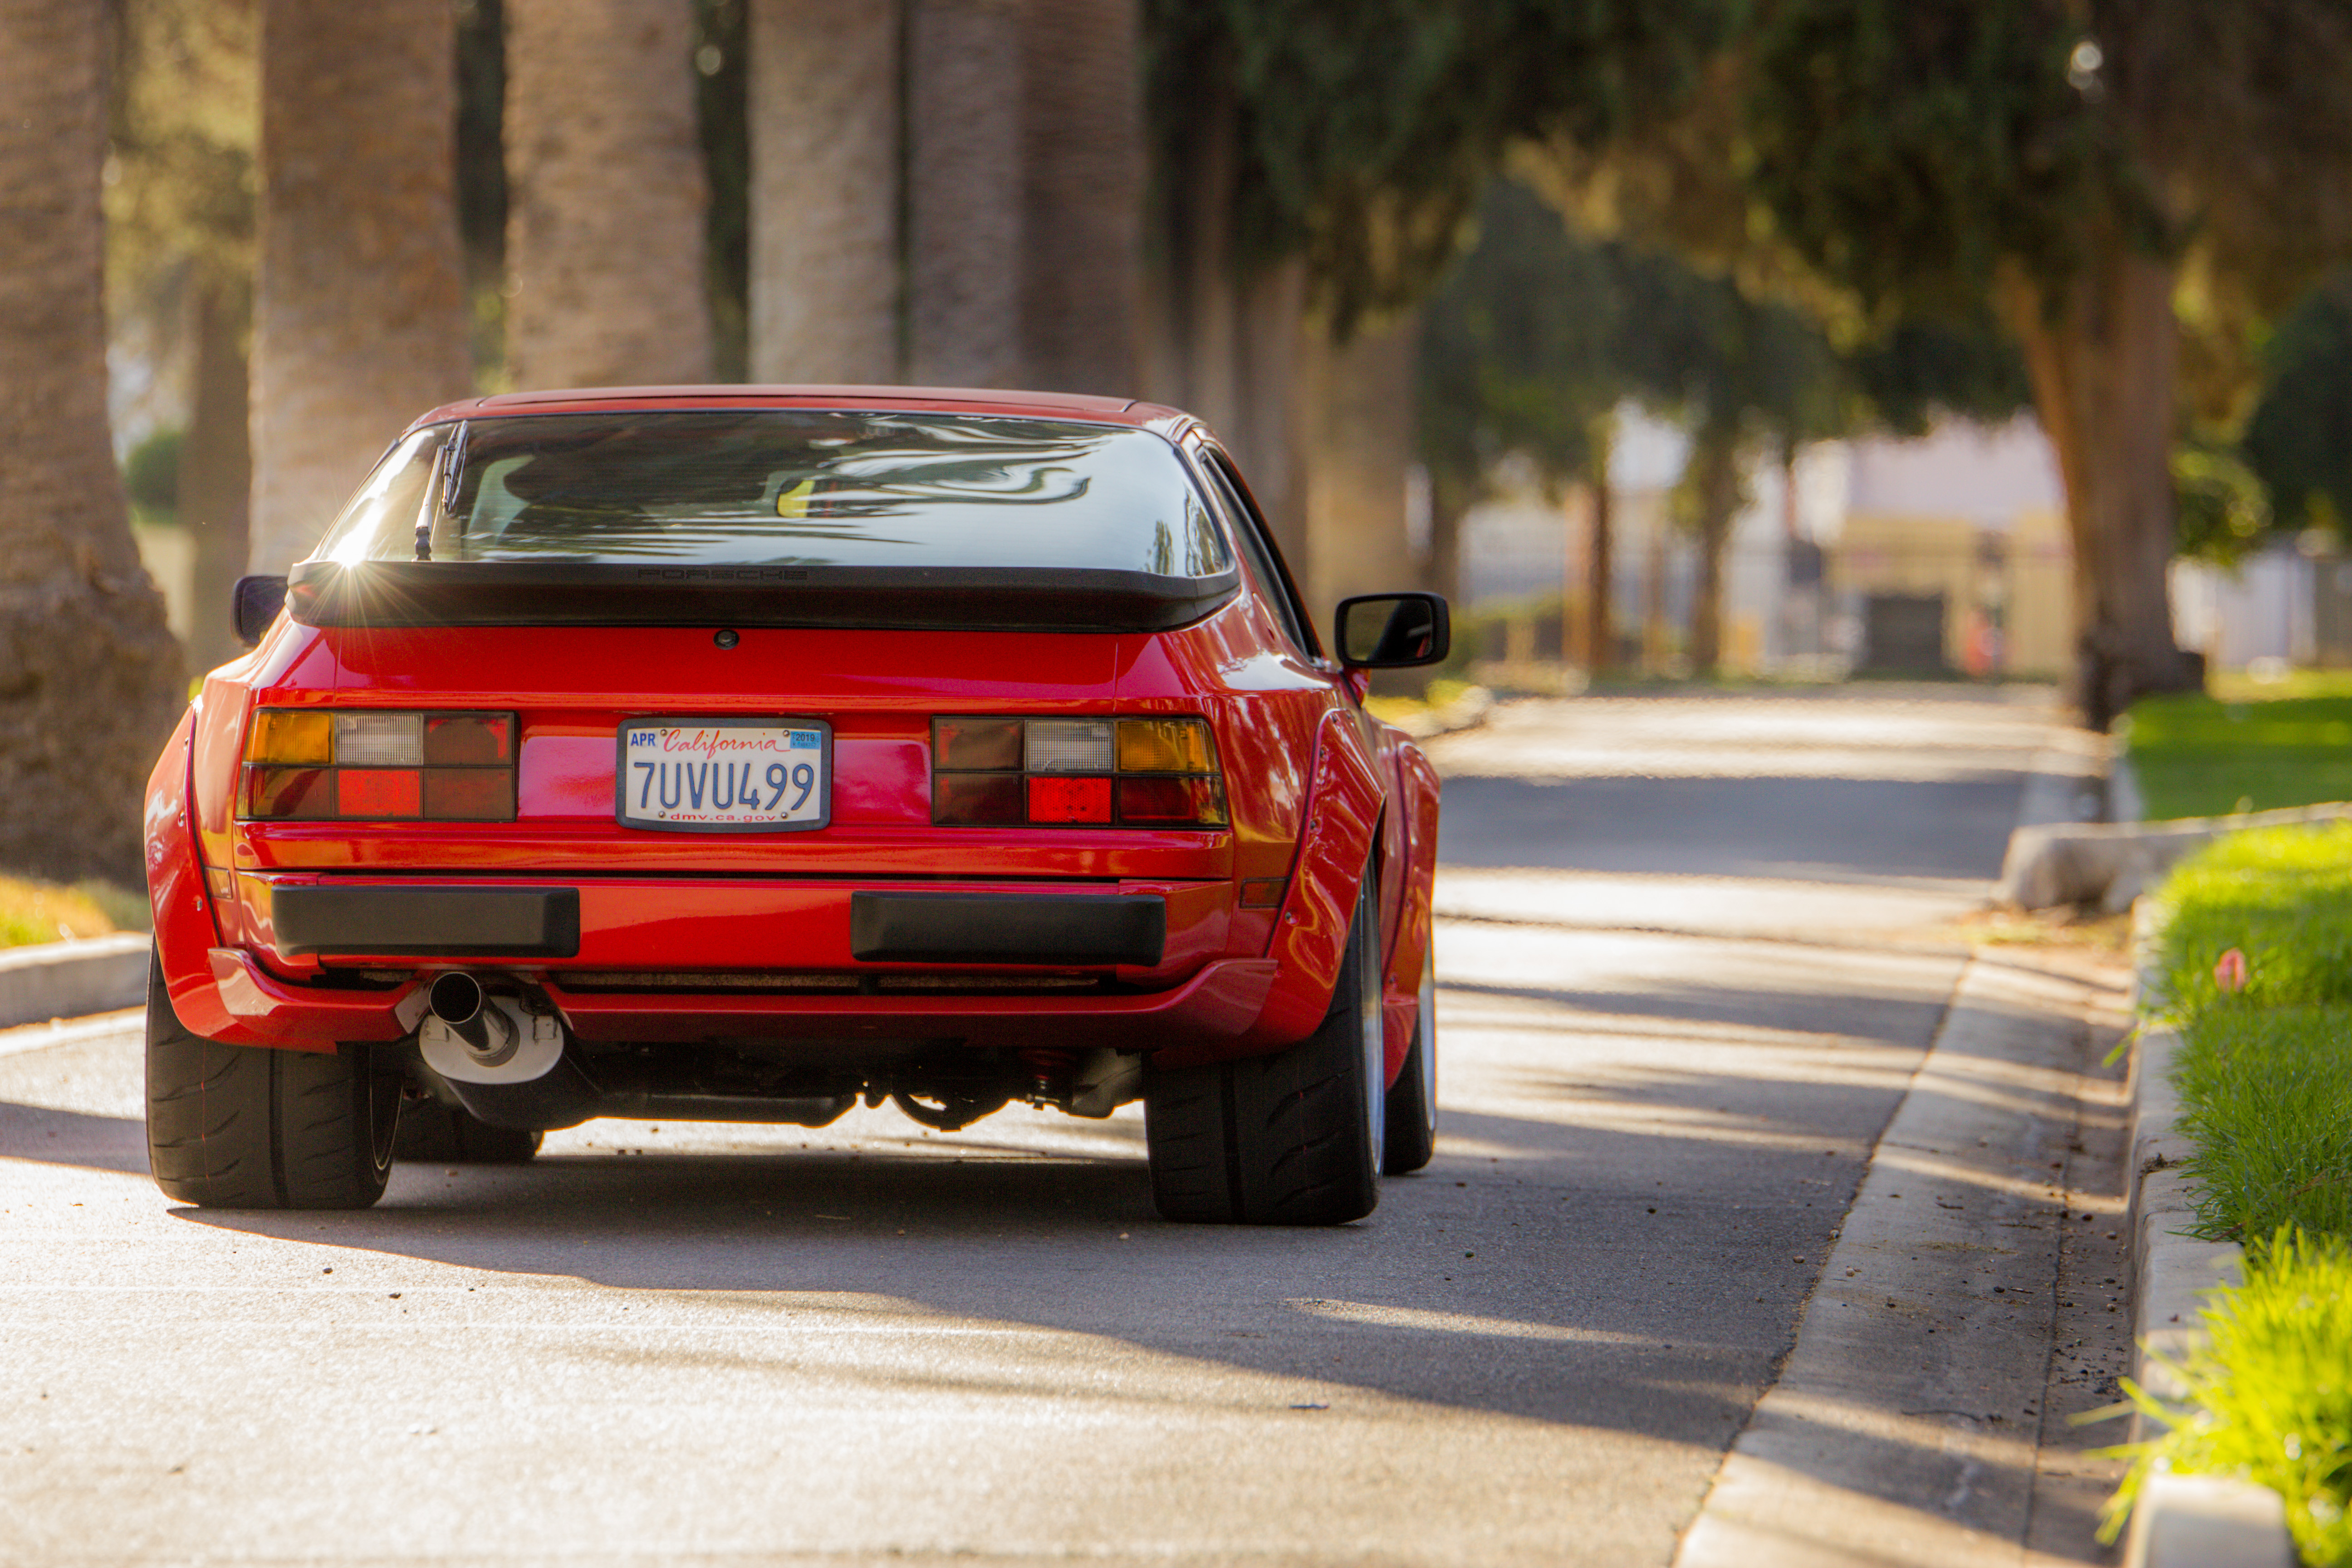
[1116,717,1217,774]
[246,710,332,764]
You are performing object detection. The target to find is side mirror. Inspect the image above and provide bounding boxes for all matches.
[1334,592,1450,670]
[232,574,289,649]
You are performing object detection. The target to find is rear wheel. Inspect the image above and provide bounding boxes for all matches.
[392,1100,543,1164]
[1381,943,1438,1175]
[1145,871,1384,1225]
[144,952,399,1209]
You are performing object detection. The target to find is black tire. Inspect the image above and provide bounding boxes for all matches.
[1146,870,1384,1225]
[1382,942,1438,1175]
[144,951,399,1209]
[392,1100,543,1165]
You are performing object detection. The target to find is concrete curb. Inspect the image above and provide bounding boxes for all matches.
[2122,914,2297,1568]
[0,932,150,1031]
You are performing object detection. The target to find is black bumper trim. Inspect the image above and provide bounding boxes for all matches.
[271,886,582,958]
[849,892,1166,967]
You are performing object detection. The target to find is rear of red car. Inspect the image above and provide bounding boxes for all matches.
[144,388,1442,1223]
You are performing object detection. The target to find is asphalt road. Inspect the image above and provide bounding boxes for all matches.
[0,687,2126,1567]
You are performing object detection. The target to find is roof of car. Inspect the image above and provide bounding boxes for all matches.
[410,384,1196,437]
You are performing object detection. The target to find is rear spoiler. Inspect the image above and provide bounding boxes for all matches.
[283,559,1240,635]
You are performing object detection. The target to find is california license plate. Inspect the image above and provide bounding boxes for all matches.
[616,719,831,831]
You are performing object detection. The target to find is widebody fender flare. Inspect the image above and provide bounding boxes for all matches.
[1235,706,1385,1049]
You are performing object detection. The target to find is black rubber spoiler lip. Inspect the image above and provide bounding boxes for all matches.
[284,560,1240,634]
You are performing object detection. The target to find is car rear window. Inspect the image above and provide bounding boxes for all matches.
[313,411,1230,579]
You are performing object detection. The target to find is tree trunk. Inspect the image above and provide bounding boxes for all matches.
[179,277,251,678]
[250,0,471,572]
[1296,310,1420,633]
[1583,413,1615,672]
[746,0,901,383]
[505,0,711,390]
[1015,0,1144,396]
[1685,423,1740,676]
[907,0,1024,387]
[1999,244,2198,729]
[0,0,184,882]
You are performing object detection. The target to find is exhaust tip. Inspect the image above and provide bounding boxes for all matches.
[428,970,484,1026]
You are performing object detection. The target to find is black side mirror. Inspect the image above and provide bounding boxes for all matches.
[232,574,289,649]
[1335,592,1450,669]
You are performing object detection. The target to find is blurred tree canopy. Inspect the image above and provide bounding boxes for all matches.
[2241,273,2352,541]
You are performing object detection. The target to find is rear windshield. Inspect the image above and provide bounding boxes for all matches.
[312,411,1230,578]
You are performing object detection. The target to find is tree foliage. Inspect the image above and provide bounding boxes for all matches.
[1146,0,1728,332]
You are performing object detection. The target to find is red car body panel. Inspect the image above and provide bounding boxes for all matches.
[146,386,1440,1102]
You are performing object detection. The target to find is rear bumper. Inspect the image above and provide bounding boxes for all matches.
[231,873,1230,979]
[186,943,1279,1053]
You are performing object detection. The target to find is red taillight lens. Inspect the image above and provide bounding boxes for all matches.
[240,709,517,822]
[338,769,422,818]
[1029,776,1113,824]
[932,715,1226,828]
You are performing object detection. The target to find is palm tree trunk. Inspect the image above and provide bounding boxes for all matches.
[180,276,252,678]
[1686,424,1740,676]
[746,0,901,382]
[1015,0,1144,396]
[0,0,184,881]
[907,0,1024,387]
[250,0,471,572]
[1583,413,1615,671]
[505,0,711,389]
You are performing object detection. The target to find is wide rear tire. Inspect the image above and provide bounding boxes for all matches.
[144,952,399,1209]
[392,1101,543,1165]
[1146,871,1384,1225]
[1382,944,1438,1175]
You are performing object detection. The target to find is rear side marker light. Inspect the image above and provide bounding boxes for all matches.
[1240,878,1286,909]
[931,715,1226,828]
[240,710,516,822]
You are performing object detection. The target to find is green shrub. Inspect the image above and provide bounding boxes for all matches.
[2111,1227,2352,1565]
[2174,1005,2352,1242]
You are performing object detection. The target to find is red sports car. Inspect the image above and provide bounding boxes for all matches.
[142,386,1447,1225]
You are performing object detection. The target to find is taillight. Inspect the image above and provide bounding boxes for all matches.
[240,709,517,821]
[932,716,1227,828]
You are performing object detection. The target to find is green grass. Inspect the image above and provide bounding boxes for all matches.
[2125,678,2352,819]
[2111,1227,2352,1565]
[0,874,145,948]
[2173,1005,2352,1242]
[2147,822,2352,1019]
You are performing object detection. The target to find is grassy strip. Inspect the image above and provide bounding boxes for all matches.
[2146,821,2352,1018]
[2113,1227,2352,1566]
[0,874,147,948]
[2126,673,2352,820]
[2120,821,2352,1560]
[2173,1005,2352,1242]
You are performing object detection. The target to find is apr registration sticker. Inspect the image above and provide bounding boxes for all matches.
[616,718,831,832]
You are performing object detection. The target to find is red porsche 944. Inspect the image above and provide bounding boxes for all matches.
[142,386,1446,1225]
